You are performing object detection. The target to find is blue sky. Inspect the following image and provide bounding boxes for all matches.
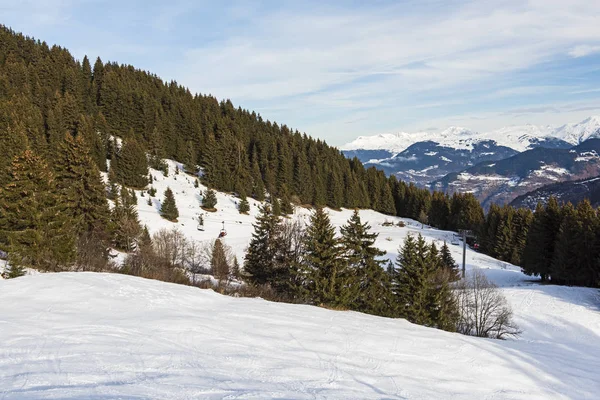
[2,0,600,146]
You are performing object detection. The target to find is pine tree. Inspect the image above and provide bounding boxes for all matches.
[202,188,217,210]
[440,241,459,281]
[54,133,110,234]
[340,210,392,316]
[112,137,149,189]
[110,192,142,252]
[551,203,578,285]
[303,207,345,307]
[211,239,229,280]
[238,193,250,214]
[3,262,26,279]
[394,234,435,325]
[160,187,179,222]
[244,204,282,286]
[0,150,76,271]
[231,256,240,279]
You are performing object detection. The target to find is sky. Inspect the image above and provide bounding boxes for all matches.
[2,0,600,146]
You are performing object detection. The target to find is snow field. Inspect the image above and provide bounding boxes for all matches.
[1,159,599,398]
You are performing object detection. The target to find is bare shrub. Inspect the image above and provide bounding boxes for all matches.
[152,227,188,267]
[455,270,521,339]
[184,240,212,283]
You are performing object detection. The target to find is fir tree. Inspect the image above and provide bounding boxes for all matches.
[160,187,179,222]
[393,234,435,325]
[440,241,459,281]
[244,204,281,286]
[238,193,250,214]
[54,133,110,234]
[340,210,392,315]
[0,150,76,271]
[202,188,217,210]
[112,137,149,189]
[303,207,345,306]
[211,238,229,280]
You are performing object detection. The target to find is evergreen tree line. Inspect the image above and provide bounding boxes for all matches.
[478,197,600,287]
[0,24,488,226]
[244,206,460,329]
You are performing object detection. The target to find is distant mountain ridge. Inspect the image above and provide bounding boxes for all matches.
[341,117,600,198]
[510,175,600,210]
[342,116,600,154]
[433,139,600,209]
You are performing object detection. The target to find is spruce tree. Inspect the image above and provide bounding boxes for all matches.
[54,133,110,234]
[112,137,149,189]
[244,204,281,286]
[440,241,459,281]
[394,234,435,325]
[551,203,578,285]
[160,187,179,222]
[340,210,392,316]
[211,239,229,280]
[238,193,250,214]
[110,192,142,252]
[0,150,76,271]
[202,188,217,210]
[303,207,345,306]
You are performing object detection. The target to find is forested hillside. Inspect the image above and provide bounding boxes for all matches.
[1,24,598,290]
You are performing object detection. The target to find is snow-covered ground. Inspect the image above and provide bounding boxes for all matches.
[1,159,600,399]
[1,271,599,399]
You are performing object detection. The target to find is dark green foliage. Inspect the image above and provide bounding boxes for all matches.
[111,137,149,189]
[393,234,458,330]
[340,210,393,316]
[244,204,282,286]
[0,150,76,271]
[440,241,459,281]
[303,207,345,307]
[54,133,110,234]
[110,190,142,252]
[160,187,179,222]
[202,188,217,210]
[238,194,250,214]
[3,262,25,279]
[211,239,229,280]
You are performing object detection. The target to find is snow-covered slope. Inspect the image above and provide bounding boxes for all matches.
[1,269,599,399]
[2,159,599,398]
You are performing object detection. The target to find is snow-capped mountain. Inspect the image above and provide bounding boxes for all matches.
[342,116,600,155]
[341,116,600,188]
[433,139,600,209]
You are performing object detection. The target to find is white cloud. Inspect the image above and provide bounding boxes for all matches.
[569,45,600,58]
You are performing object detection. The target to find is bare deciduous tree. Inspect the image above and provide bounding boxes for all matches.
[455,269,521,339]
[153,227,188,267]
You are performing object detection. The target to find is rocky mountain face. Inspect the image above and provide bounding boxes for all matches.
[363,140,518,187]
[510,175,600,210]
[341,117,600,205]
[433,139,600,209]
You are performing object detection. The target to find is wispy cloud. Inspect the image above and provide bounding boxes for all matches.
[2,0,600,145]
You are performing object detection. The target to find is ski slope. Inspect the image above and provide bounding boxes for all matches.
[1,272,599,399]
[1,159,600,399]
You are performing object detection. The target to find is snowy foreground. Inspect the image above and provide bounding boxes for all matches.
[2,160,600,398]
[1,272,599,399]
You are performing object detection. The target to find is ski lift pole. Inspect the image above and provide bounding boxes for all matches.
[462,230,467,279]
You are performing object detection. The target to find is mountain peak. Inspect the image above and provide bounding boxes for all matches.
[341,116,600,153]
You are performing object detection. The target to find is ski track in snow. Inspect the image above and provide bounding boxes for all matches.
[1,159,599,399]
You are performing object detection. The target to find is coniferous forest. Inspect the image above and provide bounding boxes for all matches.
[1,21,599,304]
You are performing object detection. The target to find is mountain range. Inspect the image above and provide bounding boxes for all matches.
[341,117,600,206]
